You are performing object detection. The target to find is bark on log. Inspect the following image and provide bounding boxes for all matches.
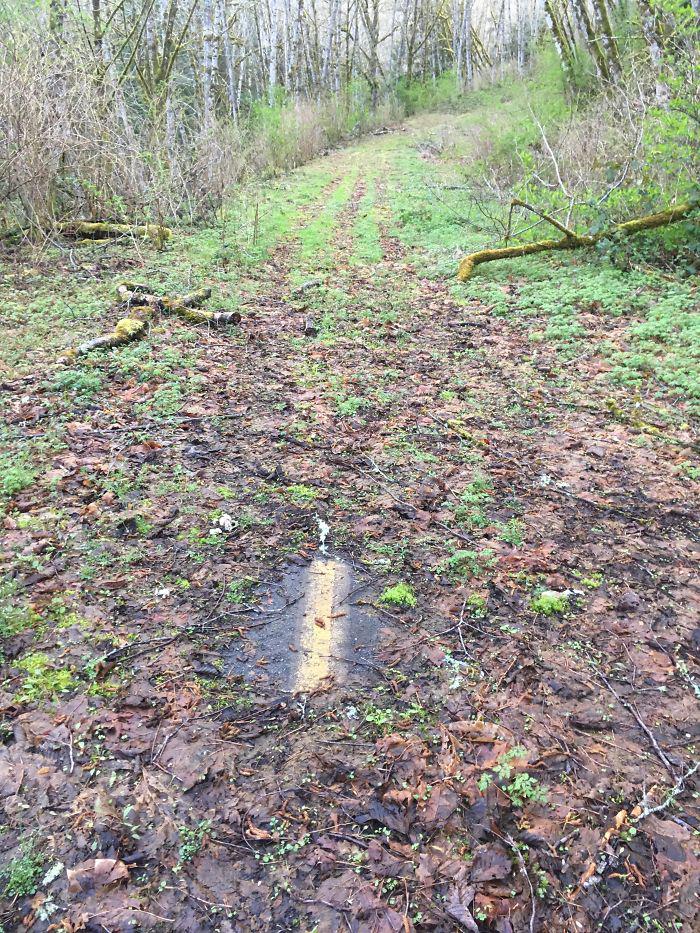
[457,202,694,282]
[59,222,172,244]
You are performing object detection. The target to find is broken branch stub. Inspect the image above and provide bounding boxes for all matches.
[457,201,694,282]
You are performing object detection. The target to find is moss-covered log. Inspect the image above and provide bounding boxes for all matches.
[69,283,240,356]
[164,288,212,309]
[58,222,172,245]
[160,288,240,325]
[75,316,149,355]
[457,202,694,282]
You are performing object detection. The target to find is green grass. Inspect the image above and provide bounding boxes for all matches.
[351,174,383,265]
[0,583,41,639]
[375,83,699,418]
[297,168,358,269]
[286,483,319,505]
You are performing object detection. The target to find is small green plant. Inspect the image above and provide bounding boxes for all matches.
[363,704,395,733]
[2,847,44,898]
[529,591,570,616]
[507,773,548,807]
[399,700,430,724]
[227,578,256,604]
[477,745,548,807]
[466,593,488,617]
[140,383,185,417]
[454,475,493,526]
[46,595,86,630]
[52,368,103,399]
[379,582,417,608]
[497,518,524,546]
[2,465,37,497]
[0,584,40,638]
[678,460,700,481]
[579,572,603,589]
[259,818,313,864]
[176,819,211,866]
[286,484,318,504]
[535,867,549,898]
[335,395,369,417]
[13,653,77,702]
[493,745,527,781]
[438,548,495,581]
[364,538,409,572]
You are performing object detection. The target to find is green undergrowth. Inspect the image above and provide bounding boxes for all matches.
[381,94,698,419]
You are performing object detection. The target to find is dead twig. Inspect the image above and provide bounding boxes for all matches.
[491,830,536,933]
[633,760,700,822]
[591,663,678,780]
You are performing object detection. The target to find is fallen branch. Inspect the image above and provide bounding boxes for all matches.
[571,759,700,902]
[571,808,629,900]
[457,201,694,281]
[58,221,172,246]
[499,832,536,933]
[75,316,148,355]
[164,289,240,325]
[71,284,239,357]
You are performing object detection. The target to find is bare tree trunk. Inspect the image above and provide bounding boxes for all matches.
[591,0,621,82]
[638,0,669,106]
[359,0,381,107]
[322,0,340,87]
[201,0,216,123]
[573,0,611,82]
[268,0,280,104]
[544,0,575,83]
[218,0,239,119]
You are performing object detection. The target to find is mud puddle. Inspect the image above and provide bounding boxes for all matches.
[225,556,385,693]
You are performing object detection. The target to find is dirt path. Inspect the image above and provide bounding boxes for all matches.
[1,119,699,932]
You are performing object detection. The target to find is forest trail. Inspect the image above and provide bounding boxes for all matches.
[2,117,699,931]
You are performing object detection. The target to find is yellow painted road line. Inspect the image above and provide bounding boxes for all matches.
[294,559,348,693]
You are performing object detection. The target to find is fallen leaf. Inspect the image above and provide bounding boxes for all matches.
[446,882,478,931]
[67,858,129,893]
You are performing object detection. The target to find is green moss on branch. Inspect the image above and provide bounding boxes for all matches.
[457,202,694,282]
